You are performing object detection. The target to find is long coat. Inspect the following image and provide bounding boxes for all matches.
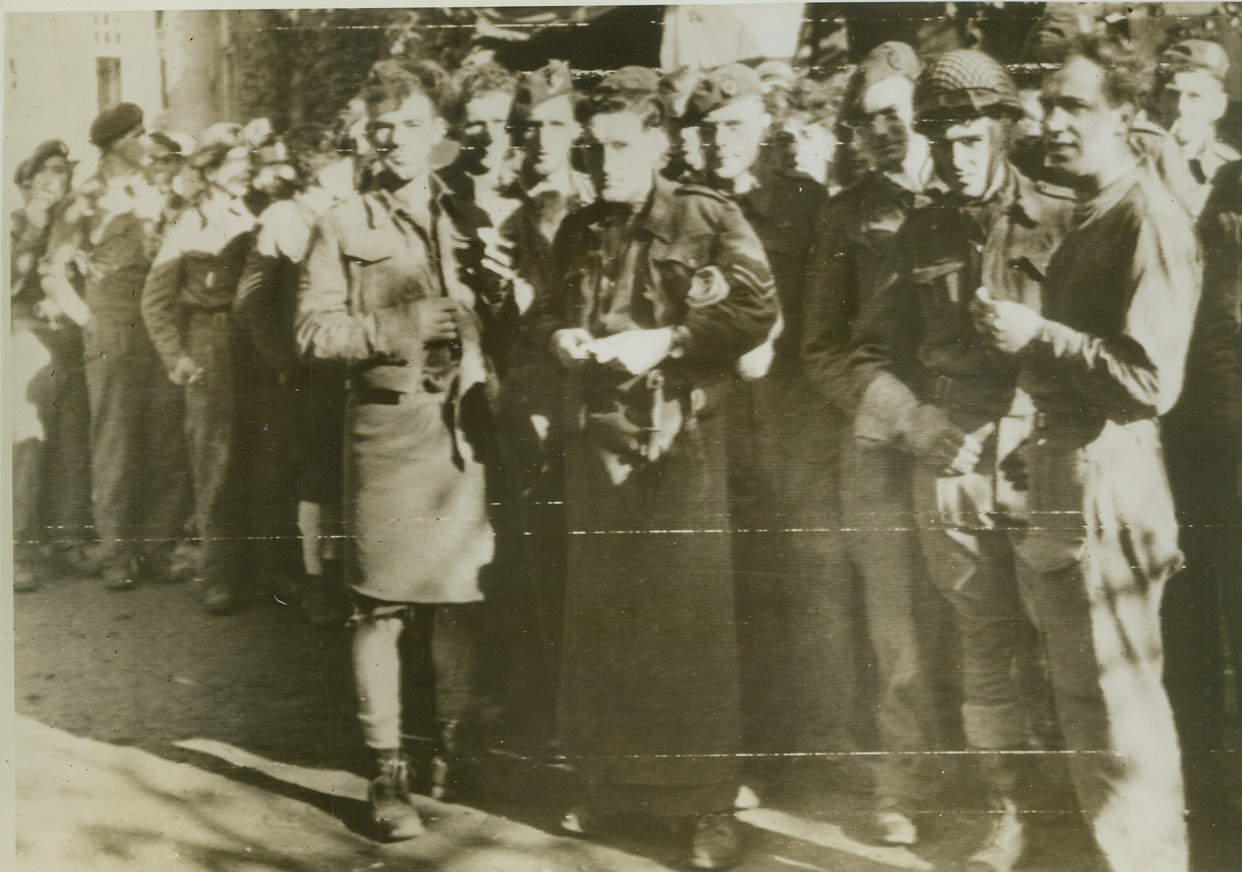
[532,176,777,800]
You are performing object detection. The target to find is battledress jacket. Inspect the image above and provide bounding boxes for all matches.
[296,179,499,604]
[529,176,778,799]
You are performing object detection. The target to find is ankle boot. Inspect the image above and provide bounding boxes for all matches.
[369,753,424,841]
[967,752,1026,872]
[966,796,1025,872]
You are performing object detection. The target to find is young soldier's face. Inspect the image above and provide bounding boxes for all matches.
[464,90,513,173]
[520,94,579,179]
[856,76,916,174]
[1156,70,1227,147]
[928,115,1007,200]
[700,96,770,182]
[584,110,666,204]
[207,149,253,198]
[372,92,447,181]
[1041,55,1132,183]
[30,156,72,201]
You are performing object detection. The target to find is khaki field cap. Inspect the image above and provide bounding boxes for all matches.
[681,62,764,126]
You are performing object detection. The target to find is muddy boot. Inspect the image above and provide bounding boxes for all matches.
[369,753,424,841]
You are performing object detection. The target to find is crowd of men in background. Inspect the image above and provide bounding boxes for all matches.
[10,7,1241,872]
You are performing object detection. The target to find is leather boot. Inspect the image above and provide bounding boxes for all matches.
[967,752,1026,872]
[369,754,424,841]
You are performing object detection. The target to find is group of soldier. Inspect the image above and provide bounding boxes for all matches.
[10,13,1241,872]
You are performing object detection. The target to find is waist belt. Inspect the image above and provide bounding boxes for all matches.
[352,385,412,406]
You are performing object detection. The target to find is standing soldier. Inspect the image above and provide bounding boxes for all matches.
[848,50,1077,871]
[298,59,500,841]
[532,68,778,869]
[11,140,94,587]
[1152,39,1239,216]
[234,124,356,628]
[486,60,593,745]
[967,34,1199,872]
[142,125,259,615]
[40,104,191,591]
[801,42,954,847]
[680,62,844,790]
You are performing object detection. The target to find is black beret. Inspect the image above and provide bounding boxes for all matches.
[90,102,144,150]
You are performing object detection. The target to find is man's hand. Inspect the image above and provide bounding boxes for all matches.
[970,287,1043,354]
[169,356,205,386]
[413,298,460,345]
[587,328,674,376]
[903,402,995,475]
[551,328,595,369]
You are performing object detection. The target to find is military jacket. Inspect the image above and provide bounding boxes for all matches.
[297,176,494,398]
[802,170,928,413]
[533,175,777,370]
[730,167,827,375]
[851,167,1077,435]
[141,192,256,369]
[40,171,166,323]
[234,186,342,379]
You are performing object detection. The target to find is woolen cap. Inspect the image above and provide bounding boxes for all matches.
[89,102,143,150]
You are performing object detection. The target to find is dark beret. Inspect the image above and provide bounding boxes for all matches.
[681,63,763,126]
[14,139,70,186]
[90,102,144,150]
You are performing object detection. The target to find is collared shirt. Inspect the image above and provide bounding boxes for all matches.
[140,191,257,368]
[1020,166,1201,422]
[850,166,1077,435]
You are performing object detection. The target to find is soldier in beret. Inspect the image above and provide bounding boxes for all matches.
[530,70,778,870]
[1153,38,1240,215]
[680,61,848,795]
[40,103,192,592]
[11,138,95,590]
[845,49,1078,870]
[802,40,956,848]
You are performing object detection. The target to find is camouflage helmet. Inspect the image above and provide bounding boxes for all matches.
[914,49,1023,133]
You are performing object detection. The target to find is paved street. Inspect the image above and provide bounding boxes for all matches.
[9,571,1234,871]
